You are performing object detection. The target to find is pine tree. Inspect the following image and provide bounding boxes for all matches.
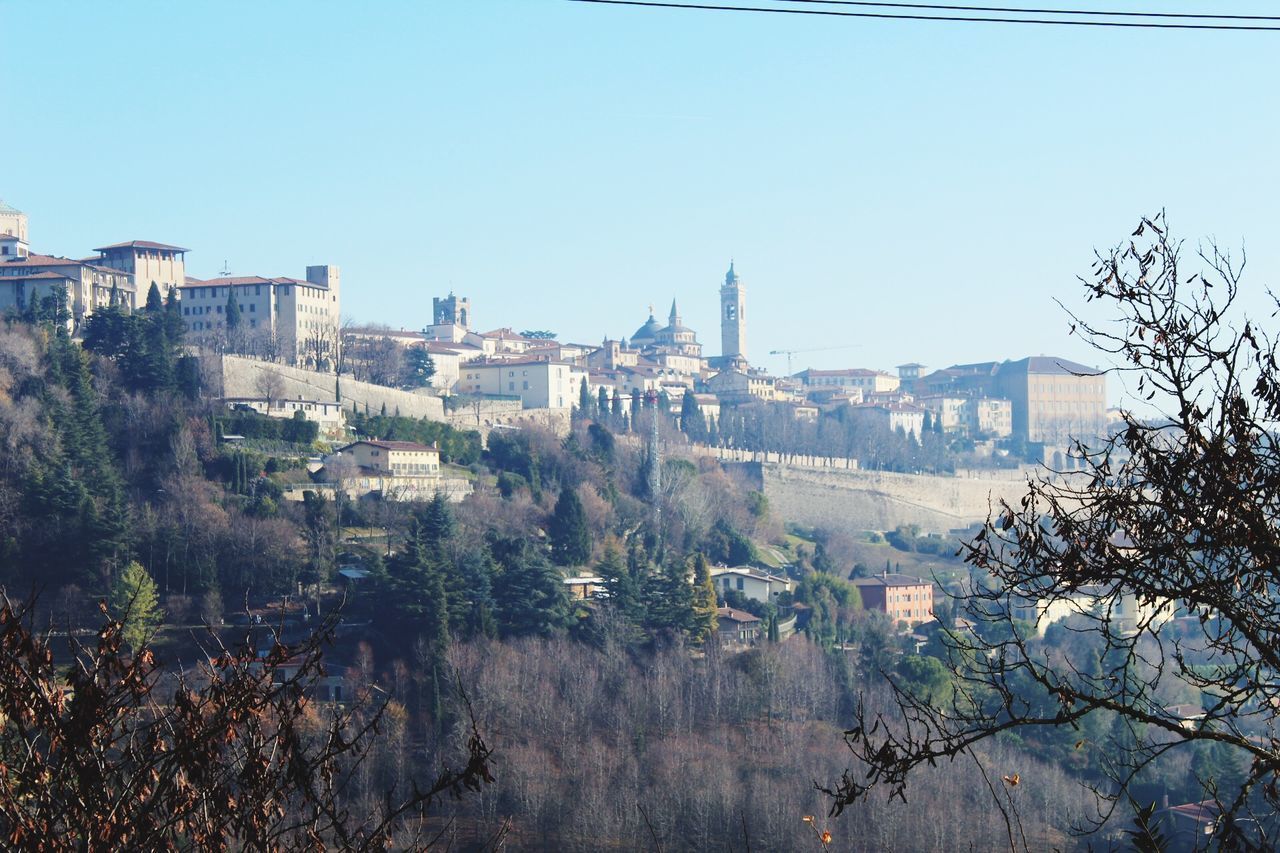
[549,484,591,566]
[401,348,435,388]
[111,561,162,652]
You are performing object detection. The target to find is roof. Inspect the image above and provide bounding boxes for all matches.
[5,270,75,281]
[468,356,579,369]
[716,607,761,624]
[796,368,889,379]
[0,200,23,215]
[480,327,536,341]
[94,240,190,253]
[340,440,439,454]
[853,573,934,589]
[711,566,790,584]
[0,233,24,241]
[1,252,85,268]
[1002,356,1100,376]
[631,314,661,341]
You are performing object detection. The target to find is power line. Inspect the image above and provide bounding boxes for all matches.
[567,0,1280,30]
[764,0,1280,22]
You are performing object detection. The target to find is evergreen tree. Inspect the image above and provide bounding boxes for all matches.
[145,282,164,313]
[549,484,591,566]
[578,377,592,415]
[597,386,610,416]
[225,291,242,330]
[680,391,707,443]
[111,561,162,652]
[401,348,435,388]
[493,543,571,637]
[690,552,718,644]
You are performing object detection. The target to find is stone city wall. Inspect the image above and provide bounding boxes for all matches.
[757,464,1048,535]
[214,355,445,422]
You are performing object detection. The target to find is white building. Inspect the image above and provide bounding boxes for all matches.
[459,358,588,409]
[796,368,901,395]
[711,566,793,603]
[1010,585,1177,637]
[94,240,188,297]
[180,265,340,364]
[224,397,345,438]
[850,401,926,441]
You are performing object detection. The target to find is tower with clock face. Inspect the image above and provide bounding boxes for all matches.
[720,261,746,364]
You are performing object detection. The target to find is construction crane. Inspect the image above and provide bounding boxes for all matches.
[768,343,862,375]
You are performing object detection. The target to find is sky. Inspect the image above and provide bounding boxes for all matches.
[4,0,1279,400]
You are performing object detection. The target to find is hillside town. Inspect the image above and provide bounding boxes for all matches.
[0,197,1109,472]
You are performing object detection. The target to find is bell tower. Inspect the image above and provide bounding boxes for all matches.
[720,261,746,364]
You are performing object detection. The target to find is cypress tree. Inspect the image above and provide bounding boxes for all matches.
[145,282,164,313]
[578,377,592,415]
[549,484,591,566]
[598,387,610,415]
[225,290,242,329]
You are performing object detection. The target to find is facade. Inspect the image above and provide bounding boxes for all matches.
[994,356,1107,445]
[180,265,340,364]
[711,566,793,603]
[460,358,588,409]
[94,240,188,297]
[917,395,1013,438]
[718,262,747,368]
[853,572,935,626]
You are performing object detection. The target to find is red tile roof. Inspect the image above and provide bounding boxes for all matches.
[342,440,439,454]
[94,240,190,253]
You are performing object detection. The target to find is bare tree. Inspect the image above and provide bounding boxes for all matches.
[255,368,287,411]
[826,214,1280,849]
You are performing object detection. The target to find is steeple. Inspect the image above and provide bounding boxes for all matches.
[725,260,737,285]
[669,298,680,326]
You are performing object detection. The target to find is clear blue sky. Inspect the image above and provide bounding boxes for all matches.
[5,1,1278,395]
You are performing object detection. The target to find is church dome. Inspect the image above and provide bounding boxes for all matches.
[632,313,661,343]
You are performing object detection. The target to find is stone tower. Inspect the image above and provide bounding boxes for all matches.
[433,292,471,328]
[720,261,746,363]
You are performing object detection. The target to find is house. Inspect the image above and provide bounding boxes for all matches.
[716,607,762,644]
[321,439,471,502]
[223,397,345,438]
[853,572,935,626]
[711,566,792,603]
[93,240,189,296]
[1009,584,1176,637]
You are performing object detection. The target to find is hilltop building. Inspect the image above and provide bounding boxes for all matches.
[94,240,188,297]
[180,265,340,365]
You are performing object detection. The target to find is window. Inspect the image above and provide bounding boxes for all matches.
[509,382,515,391]
[249,303,255,312]
[217,305,223,314]
[522,381,529,390]
[737,578,744,591]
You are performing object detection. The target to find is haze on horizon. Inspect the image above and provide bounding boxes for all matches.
[5,0,1277,402]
